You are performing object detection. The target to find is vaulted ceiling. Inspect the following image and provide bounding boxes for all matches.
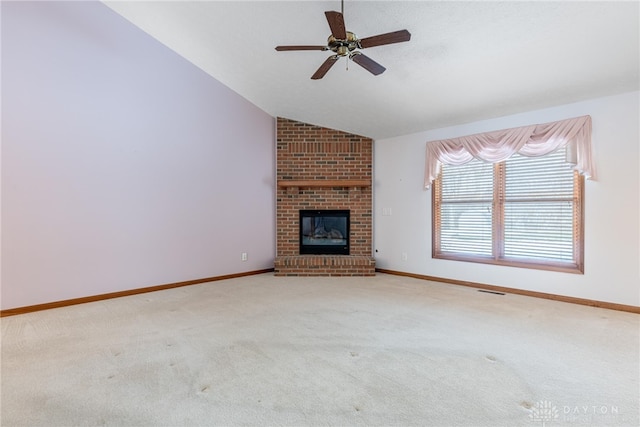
[103,1,639,139]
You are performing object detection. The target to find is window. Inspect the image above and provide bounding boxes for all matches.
[433,148,584,273]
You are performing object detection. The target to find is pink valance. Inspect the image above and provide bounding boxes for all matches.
[424,115,595,189]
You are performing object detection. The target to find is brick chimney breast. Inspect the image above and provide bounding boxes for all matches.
[274,117,375,276]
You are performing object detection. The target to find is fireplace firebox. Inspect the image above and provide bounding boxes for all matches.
[299,210,350,255]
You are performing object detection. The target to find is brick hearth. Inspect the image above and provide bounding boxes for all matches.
[274,117,375,276]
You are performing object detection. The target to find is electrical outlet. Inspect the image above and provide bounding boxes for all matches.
[401,252,408,261]
[241,252,248,261]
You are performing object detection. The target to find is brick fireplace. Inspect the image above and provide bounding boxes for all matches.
[274,117,375,276]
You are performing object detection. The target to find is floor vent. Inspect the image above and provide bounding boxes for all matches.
[477,289,506,295]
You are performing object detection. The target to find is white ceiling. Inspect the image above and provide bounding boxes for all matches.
[103,1,639,140]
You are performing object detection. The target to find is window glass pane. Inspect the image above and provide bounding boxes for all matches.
[441,160,493,201]
[440,202,493,256]
[504,201,574,261]
[504,149,575,262]
[505,150,575,200]
[440,160,493,256]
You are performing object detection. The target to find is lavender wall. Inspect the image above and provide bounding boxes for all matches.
[1,2,276,310]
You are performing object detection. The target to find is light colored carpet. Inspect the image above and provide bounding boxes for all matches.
[1,273,638,426]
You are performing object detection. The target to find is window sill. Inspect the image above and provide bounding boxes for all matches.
[433,253,583,274]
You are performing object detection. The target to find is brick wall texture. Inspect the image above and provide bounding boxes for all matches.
[275,117,374,275]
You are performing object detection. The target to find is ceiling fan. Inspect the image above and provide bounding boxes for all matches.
[275,1,411,80]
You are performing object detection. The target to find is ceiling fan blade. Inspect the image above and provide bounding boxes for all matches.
[325,11,347,40]
[350,53,386,76]
[275,45,328,51]
[358,29,411,49]
[311,55,340,80]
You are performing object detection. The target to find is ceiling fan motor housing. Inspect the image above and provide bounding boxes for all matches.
[328,31,359,56]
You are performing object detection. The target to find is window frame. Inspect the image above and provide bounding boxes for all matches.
[432,157,584,274]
